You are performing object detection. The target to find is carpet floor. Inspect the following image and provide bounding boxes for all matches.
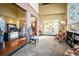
[12,36,70,56]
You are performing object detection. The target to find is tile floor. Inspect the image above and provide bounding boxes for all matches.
[12,36,70,56]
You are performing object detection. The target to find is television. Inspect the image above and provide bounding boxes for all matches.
[8,32,19,40]
[75,35,79,41]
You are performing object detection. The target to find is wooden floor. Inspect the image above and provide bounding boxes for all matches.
[0,37,27,56]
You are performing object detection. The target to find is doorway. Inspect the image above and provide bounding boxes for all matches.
[44,20,59,35]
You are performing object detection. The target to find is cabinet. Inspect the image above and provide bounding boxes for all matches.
[66,31,75,48]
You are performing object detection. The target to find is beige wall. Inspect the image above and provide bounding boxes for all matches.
[16,3,40,35]
[0,4,25,29]
[0,4,25,19]
[40,3,67,15]
[39,3,67,34]
[40,14,66,33]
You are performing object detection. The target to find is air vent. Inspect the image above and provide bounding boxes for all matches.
[42,3,50,5]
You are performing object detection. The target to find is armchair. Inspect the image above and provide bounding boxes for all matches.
[28,27,39,45]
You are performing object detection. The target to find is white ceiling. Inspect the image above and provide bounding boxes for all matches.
[29,3,39,13]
